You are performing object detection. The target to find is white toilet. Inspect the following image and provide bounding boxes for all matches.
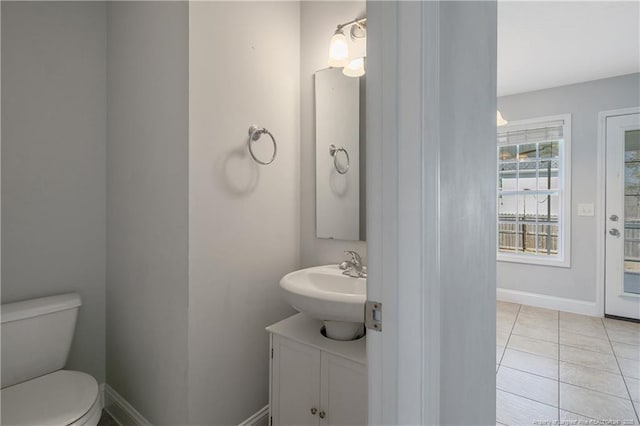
[1,293,102,426]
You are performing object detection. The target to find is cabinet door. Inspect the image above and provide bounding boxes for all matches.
[320,352,367,426]
[272,335,321,426]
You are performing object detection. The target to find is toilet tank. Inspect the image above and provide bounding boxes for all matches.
[1,293,82,388]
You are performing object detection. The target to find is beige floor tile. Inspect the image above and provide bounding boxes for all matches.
[501,349,559,379]
[625,376,640,403]
[612,341,640,361]
[498,313,517,333]
[497,330,510,347]
[608,327,640,346]
[559,361,628,398]
[512,322,558,344]
[560,317,608,340]
[560,311,603,325]
[559,382,637,422]
[496,390,558,426]
[560,329,613,354]
[604,318,640,333]
[519,305,558,320]
[619,357,640,379]
[498,309,518,322]
[498,301,521,315]
[560,345,620,373]
[497,345,505,364]
[497,366,558,407]
[507,334,559,360]
[515,313,558,329]
[560,410,593,422]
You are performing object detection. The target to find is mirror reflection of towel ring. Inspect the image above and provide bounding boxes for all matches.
[248,125,277,165]
[329,144,350,174]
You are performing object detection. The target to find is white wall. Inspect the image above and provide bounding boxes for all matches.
[106,2,189,424]
[1,1,107,382]
[188,2,300,423]
[497,73,640,306]
[300,1,367,267]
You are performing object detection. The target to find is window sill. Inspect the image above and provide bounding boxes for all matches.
[497,253,571,268]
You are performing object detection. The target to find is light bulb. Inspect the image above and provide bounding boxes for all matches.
[497,110,508,126]
[328,30,349,68]
[343,57,365,78]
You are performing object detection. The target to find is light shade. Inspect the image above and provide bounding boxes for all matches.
[497,110,508,126]
[343,57,365,78]
[328,30,349,67]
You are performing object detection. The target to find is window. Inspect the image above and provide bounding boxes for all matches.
[497,114,571,267]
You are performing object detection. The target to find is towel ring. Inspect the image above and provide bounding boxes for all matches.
[329,144,350,174]
[248,125,277,165]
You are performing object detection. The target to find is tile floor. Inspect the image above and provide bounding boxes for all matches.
[496,301,640,425]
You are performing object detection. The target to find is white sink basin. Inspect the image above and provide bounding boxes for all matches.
[280,265,366,340]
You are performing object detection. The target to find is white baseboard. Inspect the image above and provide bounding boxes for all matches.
[99,383,106,410]
[239,405,269,426]
[497,288,601,317]
[103,383,151,426]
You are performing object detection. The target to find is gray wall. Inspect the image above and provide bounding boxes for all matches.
[498,73,640,302]
[188,2,300,423]
[1,1,107,383]
[106,2,189,424]
[300,1,367,267]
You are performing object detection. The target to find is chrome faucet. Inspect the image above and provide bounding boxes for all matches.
[339,250,367,278]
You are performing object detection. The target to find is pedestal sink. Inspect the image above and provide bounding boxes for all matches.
[280,265,366,341]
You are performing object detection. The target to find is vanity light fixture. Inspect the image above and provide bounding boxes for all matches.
[328,29,349,67]
[327,17,367,76]
[343,57,365,78]
[497,110,508,126]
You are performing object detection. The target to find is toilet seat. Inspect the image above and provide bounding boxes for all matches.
[1,370,101,426]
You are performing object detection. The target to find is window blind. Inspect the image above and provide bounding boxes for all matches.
[498,120,564,145]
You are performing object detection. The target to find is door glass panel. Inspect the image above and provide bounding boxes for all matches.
[623,129,640,294]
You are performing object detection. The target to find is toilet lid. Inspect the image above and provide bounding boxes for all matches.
[1,370,98,426]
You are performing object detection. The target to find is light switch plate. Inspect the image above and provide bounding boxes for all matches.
[577,203,595,217]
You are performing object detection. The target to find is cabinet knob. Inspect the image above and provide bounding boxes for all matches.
[319,411,326,419]
[310,407,317,415]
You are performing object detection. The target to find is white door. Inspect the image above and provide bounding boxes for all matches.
[605,111,640,320]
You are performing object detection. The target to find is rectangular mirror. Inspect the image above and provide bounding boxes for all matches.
[315,68,366,241]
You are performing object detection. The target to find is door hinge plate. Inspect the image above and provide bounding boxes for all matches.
[365,300,382,331]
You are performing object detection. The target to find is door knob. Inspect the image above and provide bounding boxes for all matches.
[610,228,621,237]
[319,411,326,419]
[310,407,317,415]
[610,214,619,222]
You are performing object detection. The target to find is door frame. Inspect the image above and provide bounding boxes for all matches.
[366,1,497,424]
[596,107,640,318]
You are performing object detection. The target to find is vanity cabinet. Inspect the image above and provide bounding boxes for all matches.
[267,314,367,426]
